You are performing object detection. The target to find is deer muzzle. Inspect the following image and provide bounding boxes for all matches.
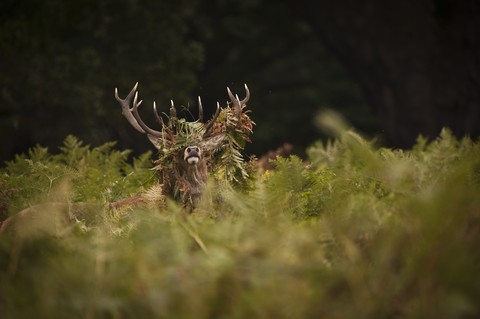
[184,146,201,165]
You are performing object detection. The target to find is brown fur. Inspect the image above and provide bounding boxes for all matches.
[113,83,253,209]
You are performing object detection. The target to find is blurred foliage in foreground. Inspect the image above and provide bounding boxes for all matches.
[1,129,480,318]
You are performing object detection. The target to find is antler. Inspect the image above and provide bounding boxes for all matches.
[114,82,144,134]
[193,96,221,137]
[198,96,204,122]
[227,84,250,118]
[115,83,251,148]
[114,83,164,138]
[203,84,250,137]
[204,102,221,137]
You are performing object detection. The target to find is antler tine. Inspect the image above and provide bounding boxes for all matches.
[153,101,175,142]
[228,89,239,118]
[131,91,163,137]
[204,102,221,136]
[226,84,250,106]
[153,101,165,127]
[170,100,177,119]
[227,84,250,118]
[169,100,177,132]
[227,86,240,117]
[114,81,138,102]
[227,87,235,103]
[115,82,146,134]
[198,96,204,122]
[235,94,242,117]
[242,83,250,105]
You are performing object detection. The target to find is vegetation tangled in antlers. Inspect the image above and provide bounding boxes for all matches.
[115,83,254,207]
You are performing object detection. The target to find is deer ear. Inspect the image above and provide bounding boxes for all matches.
[147,134,163,150]
[200,132,227,151]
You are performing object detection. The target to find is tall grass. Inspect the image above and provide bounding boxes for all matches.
[1,129,479,318]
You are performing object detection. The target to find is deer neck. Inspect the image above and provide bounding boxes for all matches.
[180,160,208,195]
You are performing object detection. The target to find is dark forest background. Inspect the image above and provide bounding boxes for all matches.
[1,0,479,163]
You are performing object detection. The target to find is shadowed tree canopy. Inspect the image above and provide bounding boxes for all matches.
[1,0,479,163]
[0,0,203,161]
[295,0,480,146]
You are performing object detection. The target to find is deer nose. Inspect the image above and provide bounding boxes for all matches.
[186,146,199,153]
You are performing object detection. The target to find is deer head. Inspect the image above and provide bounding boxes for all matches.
[115,83,253,207]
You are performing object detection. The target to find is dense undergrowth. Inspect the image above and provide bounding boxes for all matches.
[1,129,479,319]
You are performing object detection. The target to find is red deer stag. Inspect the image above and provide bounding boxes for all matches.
[114,83,253,208]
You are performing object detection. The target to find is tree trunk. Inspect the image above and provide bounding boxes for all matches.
[296,0,480,146]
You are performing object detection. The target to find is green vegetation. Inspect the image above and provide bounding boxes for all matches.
[1,128,480,318]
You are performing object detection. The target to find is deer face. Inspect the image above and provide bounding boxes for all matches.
[184,146,201,165]
[115,82,252,207]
